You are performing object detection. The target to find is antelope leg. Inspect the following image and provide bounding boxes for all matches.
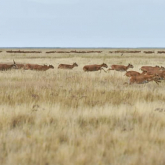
[154,80,160,85]
[101,68,107,73]
[107,68,113,71]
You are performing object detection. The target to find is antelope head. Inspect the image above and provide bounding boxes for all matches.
[102,63,108,68]
[49,65,54,69]
[161,66,165,70]
[73,63,78,67]
[128,63,134,68]
[13,59,18,69]
[154,74,161,81]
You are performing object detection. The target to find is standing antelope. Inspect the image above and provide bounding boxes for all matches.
[0,60,17,71]
[108,63,133,72]
[58,63,78,69]
[83,63,108,72]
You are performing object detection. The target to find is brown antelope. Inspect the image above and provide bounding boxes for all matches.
[157,71,165,80]
[146,70,165,80]
[129,74,161,85]
[24,64,36,70]
[108,63,133,72]
[125,71,142,77]
[145,69,161,75]
[0,60,17,71]
[140,66,161,74]
[15,64,25,69]
[41,65,54,71]
[58,63,78,69]
[83,63,108,72]
[24,64,54,71]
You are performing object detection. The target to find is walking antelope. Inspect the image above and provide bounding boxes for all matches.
[83,63,108,72]
[58,63,78,69]
[108,64,133,72]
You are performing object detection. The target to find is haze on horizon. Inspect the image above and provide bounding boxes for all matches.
[0,0,165,48]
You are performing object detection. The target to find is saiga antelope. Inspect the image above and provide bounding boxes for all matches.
[58,63,78,69]
[0,60,17,71]
[108,64,133,72]
[129,74,161,85]
[83,63,108,72]
[24,64,54,71]
[125,71,143,77]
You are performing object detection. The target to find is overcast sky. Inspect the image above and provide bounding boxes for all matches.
[0,0,165,47]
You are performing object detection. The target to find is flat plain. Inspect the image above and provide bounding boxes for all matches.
[0,49,165,165]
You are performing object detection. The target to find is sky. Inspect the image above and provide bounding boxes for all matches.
[0,0,165,47]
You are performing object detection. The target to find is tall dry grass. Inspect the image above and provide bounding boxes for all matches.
[0,49,165,165]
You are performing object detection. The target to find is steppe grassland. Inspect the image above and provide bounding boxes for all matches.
[1,49,165,165]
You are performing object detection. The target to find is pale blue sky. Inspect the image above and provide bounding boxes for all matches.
[0,0,165,47]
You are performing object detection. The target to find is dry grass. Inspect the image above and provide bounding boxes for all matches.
[0,49,165,165]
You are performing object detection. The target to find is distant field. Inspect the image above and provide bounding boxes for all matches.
[1,49,165,165]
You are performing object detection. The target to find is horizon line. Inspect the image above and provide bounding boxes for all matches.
[1,47,165,49]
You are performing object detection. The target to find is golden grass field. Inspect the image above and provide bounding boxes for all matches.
[1,49,165,165]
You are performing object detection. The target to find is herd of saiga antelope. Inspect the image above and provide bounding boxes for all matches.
[0,60,165,85]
